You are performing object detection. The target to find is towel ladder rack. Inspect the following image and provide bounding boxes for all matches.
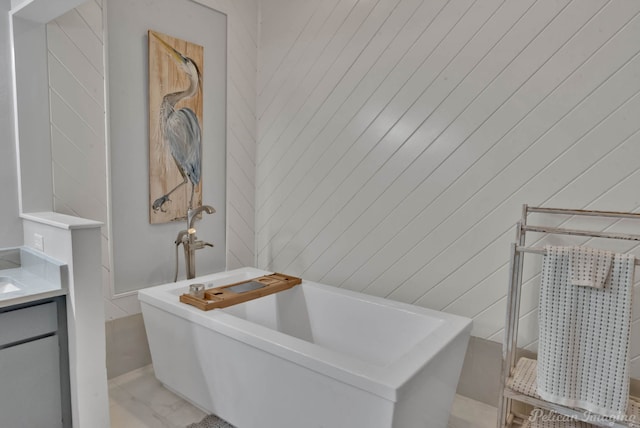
[516,246,640,265]
[498,205,640,428]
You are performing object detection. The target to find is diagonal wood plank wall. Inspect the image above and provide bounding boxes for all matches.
[255,0,640,376]
[195,0,259,271]
[47,0,112,308]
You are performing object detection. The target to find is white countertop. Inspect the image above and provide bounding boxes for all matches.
[0,267,66,309]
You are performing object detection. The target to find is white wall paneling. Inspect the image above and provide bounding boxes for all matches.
[104,0,257,317]
[256,0,640,376]
[42,0,258,318]
[13,15,53,213]
[0,0,23,246]
[194,0,258,272]
[104,0,258,316]
[109,0,227,294]
[45,1,115,319]
[48,1,107,225]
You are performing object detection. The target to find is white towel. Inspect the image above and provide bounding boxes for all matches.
[569,246,613,288]
[537,245,634,418]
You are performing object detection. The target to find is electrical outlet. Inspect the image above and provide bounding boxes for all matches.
[34,233,44,251]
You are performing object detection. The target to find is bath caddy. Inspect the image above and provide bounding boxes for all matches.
[179,272,301,310]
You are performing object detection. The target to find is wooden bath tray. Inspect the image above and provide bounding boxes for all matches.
[179,273,302,310]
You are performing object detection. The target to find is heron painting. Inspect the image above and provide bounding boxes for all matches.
[148,30,204,223]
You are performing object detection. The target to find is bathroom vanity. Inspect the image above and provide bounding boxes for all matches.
[0,247,71,428]
[0,297,71,428]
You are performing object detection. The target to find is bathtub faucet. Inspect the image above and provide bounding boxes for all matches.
[175,205,216,281]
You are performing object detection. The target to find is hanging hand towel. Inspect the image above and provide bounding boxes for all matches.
[569,246,613,288]
[537,245,634,419]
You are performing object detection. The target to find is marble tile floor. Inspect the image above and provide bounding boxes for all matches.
[109,365,498,428]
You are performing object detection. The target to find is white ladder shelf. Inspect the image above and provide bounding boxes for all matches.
[497,205,640,428]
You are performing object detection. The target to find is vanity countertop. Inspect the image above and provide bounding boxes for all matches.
[0,267,66,309]
[0,247,67,310]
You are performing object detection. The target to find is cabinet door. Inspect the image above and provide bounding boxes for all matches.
[0,335,63,428]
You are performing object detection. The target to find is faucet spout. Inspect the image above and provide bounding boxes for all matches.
[188,205,216,231]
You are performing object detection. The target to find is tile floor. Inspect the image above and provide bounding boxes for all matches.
[109,365,497,428]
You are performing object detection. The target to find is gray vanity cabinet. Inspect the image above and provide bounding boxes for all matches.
[0,297,71,428]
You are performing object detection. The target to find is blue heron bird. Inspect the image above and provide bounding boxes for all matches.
[151,32,202,213]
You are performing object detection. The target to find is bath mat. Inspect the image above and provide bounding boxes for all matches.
[187,414,235,428]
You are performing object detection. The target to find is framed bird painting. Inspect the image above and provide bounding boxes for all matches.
[148,30,204,223]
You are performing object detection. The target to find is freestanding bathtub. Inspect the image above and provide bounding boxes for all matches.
[139,267,472,428]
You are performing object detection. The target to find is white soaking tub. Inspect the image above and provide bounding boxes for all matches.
[138,267,471,428]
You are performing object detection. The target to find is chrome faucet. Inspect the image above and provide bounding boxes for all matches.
[188,205,216,231]
[175,205,215,280]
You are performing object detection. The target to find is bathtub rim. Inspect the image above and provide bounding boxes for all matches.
[138,267,472,402]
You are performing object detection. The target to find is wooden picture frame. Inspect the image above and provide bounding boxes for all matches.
[148,30,204,223]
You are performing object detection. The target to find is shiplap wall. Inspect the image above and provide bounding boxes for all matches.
[255,0,640,376]
[49,2,106,224]
[48,0,258,319]
[47,0,124,318]
[192,0,259,271]
[47,0,111,306]
[0,0,23,247]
